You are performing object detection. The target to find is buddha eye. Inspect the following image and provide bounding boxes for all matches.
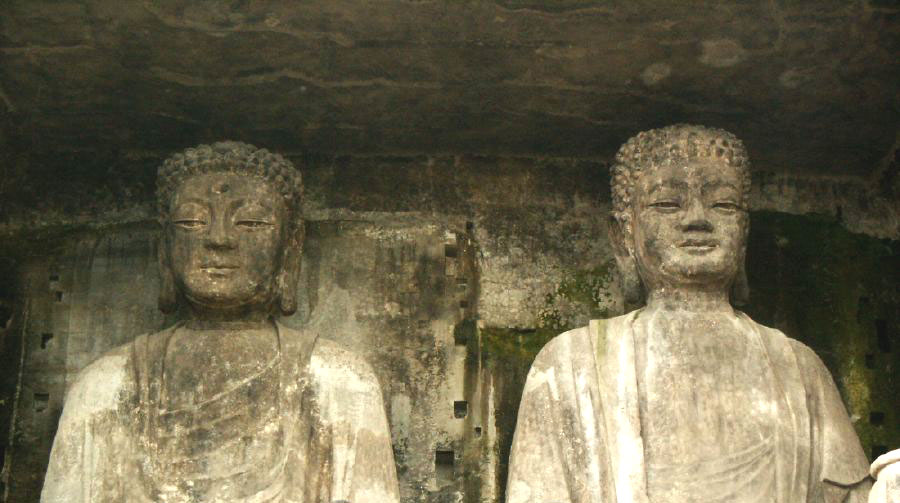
[235,219,274,229]
[173,219,206,230]
[712,201,741,212]
[649,201,681,211]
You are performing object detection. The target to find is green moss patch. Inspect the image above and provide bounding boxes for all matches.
[745,211,899,460]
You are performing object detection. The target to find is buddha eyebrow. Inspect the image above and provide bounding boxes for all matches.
[172,199,209,212]
[230,199,275,213]
[647,180,688,195]
[701,181,740,192]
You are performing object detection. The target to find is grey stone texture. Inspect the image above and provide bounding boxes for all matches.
[506,125,873,502]
[0,150,896,502]
[869,449,900,502]
[38,143,401,502]
[1,0,899,234]
[0,1,898,501]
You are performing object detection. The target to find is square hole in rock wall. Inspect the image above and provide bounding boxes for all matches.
[865,353,875,369]
[435,449,455,482]
[876,319,891,353]
[869,411,885,426]
[454,400,468,419]
[33,393,49,412]
[444,244,458,258]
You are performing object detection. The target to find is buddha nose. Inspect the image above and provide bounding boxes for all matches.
[206,216,236,249]
[679,198,713,232]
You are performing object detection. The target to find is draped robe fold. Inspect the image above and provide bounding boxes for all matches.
[41,322,400,503]
[506,311,871,503]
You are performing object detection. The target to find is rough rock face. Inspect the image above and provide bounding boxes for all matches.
[0,0,898,227]
[0,2,898,502]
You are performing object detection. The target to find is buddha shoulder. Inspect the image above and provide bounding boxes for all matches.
[60,339,138,421]
[738,315,826,371]
[529,313,635,372]
[309,338,381,394]
[305,338,386,424]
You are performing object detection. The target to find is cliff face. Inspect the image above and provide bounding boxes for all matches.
[0,2,898,502]
[1,0,899,229]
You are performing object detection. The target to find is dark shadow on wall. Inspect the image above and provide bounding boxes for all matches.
[743,211,900,461]
[0,257,22,500]
[482,211,899,503]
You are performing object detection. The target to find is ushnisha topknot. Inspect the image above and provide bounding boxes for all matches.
[156,141,303,226]
[611,124,751,225]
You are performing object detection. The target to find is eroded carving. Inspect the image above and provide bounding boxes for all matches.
[41,142,400,503]
[506,125,872,502]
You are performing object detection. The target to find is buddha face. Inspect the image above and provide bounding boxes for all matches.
[165,172,288,315]
[628,159,748,292]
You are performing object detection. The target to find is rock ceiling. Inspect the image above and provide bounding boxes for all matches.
[0,1,898,217]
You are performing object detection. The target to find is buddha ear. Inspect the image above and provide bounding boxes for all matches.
[607,215,644,306]
[157,234,178,314]
[730,256,750,307]
[277,220,304,316]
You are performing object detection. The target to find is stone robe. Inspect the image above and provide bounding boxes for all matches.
[41,322,399,503]
[506,311,871,503]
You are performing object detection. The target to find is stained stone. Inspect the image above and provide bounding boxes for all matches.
[40,142,400,503]
[505,125,874,503]
[869,449,900,503]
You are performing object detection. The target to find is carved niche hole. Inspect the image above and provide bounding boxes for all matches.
[435,449,455,481]
[34,393,50,412]
[49,273,60,282]
[864,353,875,369]
[41,333,53,349]
[54,291,64,303]
[459,300,469,309]
[444,244,458,258]
[875,319,891,353]
[869,411,885,426]
[474,426,482,438]
[0,301,11,331]
[465,221,474,232]
[454,400,468,419]
[856,296,870,323]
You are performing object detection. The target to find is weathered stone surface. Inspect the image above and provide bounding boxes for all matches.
[0,0,898,223]
[506,125,873,502]
[869,449,900,502]
[0,2,898,495]
[37,143,401,502]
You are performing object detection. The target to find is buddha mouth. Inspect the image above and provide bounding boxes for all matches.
[678,239,718,252]
[201,264,239,274]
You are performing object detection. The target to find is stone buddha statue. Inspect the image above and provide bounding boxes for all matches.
[41,142,400,503]
[506,125,873,503]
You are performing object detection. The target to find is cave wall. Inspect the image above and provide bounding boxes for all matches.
[0,154,898,503]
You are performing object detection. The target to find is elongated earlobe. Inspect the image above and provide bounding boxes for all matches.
[730,259,750,307]
[277,222,304,316]
[607,216,644,306]
[616,252,644,306]
[277,270,296,315]
[157,237,178,314]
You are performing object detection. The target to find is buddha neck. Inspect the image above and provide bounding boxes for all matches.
[183,318,275,331]
[184,302,275,329]
[644,285,733,315]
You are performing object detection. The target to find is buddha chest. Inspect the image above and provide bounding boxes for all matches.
[141,328,291,502]
[634,312,779,502]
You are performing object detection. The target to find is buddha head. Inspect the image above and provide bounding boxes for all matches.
[609,124,751,305]
[155,141,304,319]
